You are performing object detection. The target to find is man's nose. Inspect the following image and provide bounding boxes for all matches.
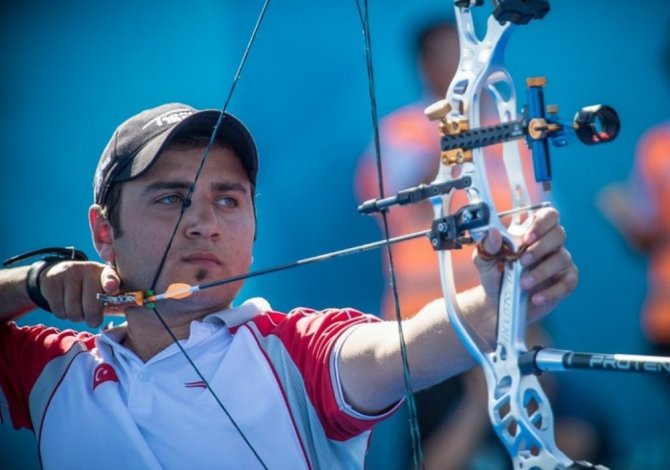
[183,199,221,239]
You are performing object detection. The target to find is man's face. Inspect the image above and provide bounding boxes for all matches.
[110,143,255,313]
[421,26,459,98]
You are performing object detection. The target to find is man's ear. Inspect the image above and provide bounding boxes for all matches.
[89,205,115,262]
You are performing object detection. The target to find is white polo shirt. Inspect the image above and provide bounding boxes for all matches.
[0,298,399,469]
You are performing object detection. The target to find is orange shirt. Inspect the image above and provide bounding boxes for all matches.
[632,124,670,344]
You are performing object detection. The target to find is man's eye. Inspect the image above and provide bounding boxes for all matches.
[158,194,183,205]
[216,196,238,208]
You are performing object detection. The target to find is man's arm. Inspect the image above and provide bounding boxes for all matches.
[0,266,36,322]
[338,208,578,414]
[0,261,120,327]
[338,289,492,414]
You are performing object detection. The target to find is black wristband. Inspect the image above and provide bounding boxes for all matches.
[26,259,62,312]
[3,246,89,313]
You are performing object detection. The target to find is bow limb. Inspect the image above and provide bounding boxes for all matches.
[429,4,572,468]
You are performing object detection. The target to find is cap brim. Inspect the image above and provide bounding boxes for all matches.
[122,109,258,186]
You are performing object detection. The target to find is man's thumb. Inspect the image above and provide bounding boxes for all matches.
[474,228,503,266]
[100,264,121,293]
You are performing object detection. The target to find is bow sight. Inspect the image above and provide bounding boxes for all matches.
[360,76,620,254]
[425,76,620,192]
[419,76,620,254]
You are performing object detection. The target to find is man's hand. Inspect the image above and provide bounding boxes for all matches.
[474,207,578,320]
[40,262,121,327]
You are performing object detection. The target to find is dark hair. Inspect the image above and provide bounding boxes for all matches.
[414,20,457,60]
[100,182,123,236]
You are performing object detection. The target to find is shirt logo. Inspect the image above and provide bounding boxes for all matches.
[93,363,119,390]
[184,380,207,389]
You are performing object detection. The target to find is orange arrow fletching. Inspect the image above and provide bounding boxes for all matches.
[146,283,194,302]
[162,283,193,300]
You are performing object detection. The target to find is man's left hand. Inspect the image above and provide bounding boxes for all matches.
[474,207,578,320]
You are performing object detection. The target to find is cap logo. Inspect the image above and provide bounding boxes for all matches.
[142,108,194,130]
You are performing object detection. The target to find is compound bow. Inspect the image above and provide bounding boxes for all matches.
[421,1,614,468]
[361,0,628,468]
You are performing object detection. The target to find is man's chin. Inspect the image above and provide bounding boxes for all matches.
[194,268,210,283]
[163,290,234,314]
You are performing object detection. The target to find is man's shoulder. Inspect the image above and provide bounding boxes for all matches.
[1,321,97,353]
[638,122,670,155]
[241,307,377,338]
[643,122,670,139]
[0,322,99,431]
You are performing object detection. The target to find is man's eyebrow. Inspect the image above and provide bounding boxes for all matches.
[141,181,249,194]
[212,182,249,194]
[142,181,192,194]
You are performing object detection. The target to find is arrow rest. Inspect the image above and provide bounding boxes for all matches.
[429,202,490,250]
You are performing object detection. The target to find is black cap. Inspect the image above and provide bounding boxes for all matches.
[93,103,258,205]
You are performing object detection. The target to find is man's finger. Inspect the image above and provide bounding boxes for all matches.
[83,273,104,327]
[100,264,121,294]
[523,207,559,245]
[529,266,579,311]
[63,272,86,324]
[521,249,574,291]
[520,225,567,269]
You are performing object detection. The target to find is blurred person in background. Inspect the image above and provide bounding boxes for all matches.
[596,30,670,469]
[598,31,670,358]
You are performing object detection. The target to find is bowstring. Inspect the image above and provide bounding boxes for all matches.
[137,0,427,467]
[148,0,271,291]
[355,1,424,468]
[144,0,272,467]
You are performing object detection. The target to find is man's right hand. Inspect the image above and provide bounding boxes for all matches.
[40,262,121,327]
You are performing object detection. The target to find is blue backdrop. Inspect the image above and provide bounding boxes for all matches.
[1,1,669,468]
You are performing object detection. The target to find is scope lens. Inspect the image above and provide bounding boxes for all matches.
[574,105,620,145]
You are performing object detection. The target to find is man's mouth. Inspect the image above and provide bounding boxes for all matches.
[182,252,222,268]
